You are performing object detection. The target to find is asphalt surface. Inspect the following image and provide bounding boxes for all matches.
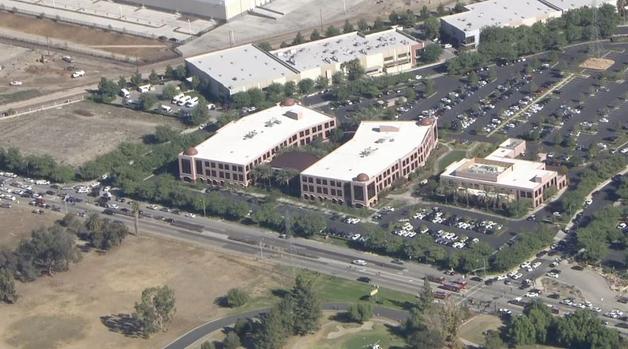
[162,303,408,349]
[3,174,627,338]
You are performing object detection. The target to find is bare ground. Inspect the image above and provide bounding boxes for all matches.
[0,233,285,349]
[0,12,177,62]
[0,101,181,166]
[0,205,61,249]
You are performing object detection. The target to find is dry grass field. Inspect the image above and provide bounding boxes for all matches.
[0,205,61,249]
[0,101,181,166]
[579,57,614,70]
[0,232,285,349]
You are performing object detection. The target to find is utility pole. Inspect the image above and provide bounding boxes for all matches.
[132,201,140,236]
[320,8,323,32]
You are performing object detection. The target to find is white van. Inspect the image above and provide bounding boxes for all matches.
[171,93,184,104]
[185,96,199,108]
[160,105,173,113]
[71,70,85,78]
[207,103,216,110]
[177,95,191,106]
[120,88,130,98]
[138,84,152,93]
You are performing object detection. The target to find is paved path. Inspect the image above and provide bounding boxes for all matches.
[162,303,409,349]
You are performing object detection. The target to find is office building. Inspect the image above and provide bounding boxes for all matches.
[300,118,438,208]
[440,139,567,208]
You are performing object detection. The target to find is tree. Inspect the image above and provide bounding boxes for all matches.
[133,285,176,337]
[257,41,272,51]
[292,31,305,45]
[468,71,479,87]
[200,341,215,349]
[291,212,325,238]
[231,91,251,108]
[0,268,17,303]
[252,164,273,189]
[161,84,178,100]
[619,0,626,17]
[290,274,321,335]
[148,69,160,85]
[420,5,430,19]
[454,1,466,13]
[417,277,433,311]
[315,76,329,89]
[408,329,444,349]
[357,18,369,32]
[332,71,345,86]
[342,59,365,81]
[130,72,143,87]
[484,330,506,349]
[347,302,373,323]
[421,44,443,63]
[437,4,446,16]
[284,81,297,96]
[225,288,249,307]
[253,304,290,349]
[373,17,385,30]
[96,77,119,102]
[186,98,209,126]
[325,25,340,37]
[389,10,400,25]
[310,29,321,41]
[174,65,187,80]
[223,331,241,349]
[343,20,354,33]
[139,93,157,111]
[423,79,435,96]
[508,315,536,345]
[423,16,440,40]
[117,76,127,89]
[298,78,315,95]
[15,226,81,278]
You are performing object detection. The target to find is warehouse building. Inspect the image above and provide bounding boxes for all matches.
[440,139,567,208]
[117,0,272,21]
[300,118,438,208]
[185,28,423,98]
[440,0,615,48]
[178,99,336,186]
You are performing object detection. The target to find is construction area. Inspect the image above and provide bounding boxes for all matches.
[579,57,615,70]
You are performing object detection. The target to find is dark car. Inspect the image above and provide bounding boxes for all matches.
[391,258,404,265]
[357,276,371,283]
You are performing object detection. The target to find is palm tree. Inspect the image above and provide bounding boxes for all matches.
[252,164,273,190]
[618,0,626,17]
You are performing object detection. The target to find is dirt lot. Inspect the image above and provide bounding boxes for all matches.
[0,205,61,249]
[0,12,177,62]
[0,233,286,349]
[0,101,182,166]
[0,42,137,104]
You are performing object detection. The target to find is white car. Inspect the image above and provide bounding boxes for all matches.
[184,212,196,218]
[344,217,361,224]
[497,275,507,280]
[546,272,559,279]
[525,292,540,298]
[352,259,367,266]
[9,80,23,86]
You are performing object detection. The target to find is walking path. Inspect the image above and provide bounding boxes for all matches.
[162,303,408,349]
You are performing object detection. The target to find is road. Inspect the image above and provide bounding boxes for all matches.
[5,177,626,338]
[162,303,408,349]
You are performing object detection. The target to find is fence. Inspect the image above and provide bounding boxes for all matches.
[0,94,85,119]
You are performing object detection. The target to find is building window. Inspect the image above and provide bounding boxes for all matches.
[331,189,336,196]
[232,165,237,171]
[195,160,203,174]
[323,188,328,194]
[309,185,314,192]
[322,179,327,185]
[316,178,321,184]
[225,173,231,179]
[180,159,192,174]
[218,163,224,170]
[211,162,216,168]
[303,185,308,192]
[353,185,365,201]
[238,174,244,181]
[211,170,216,176]
[316,187,322,193]
[219,171,224,178]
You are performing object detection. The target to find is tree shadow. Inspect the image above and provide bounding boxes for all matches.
[270,288,290,298]
[214,296,229,307]
[387,299,415,311]
[329,311,355,323]
[100,313,143,338]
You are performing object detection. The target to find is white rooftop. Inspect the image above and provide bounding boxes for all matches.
[302,121,432,182]
[271,29,419,72]
[442,155,555,190]
[185,44,297,93]
[542,0,615,11]
[192,104,334,164]
[441,0,558,34]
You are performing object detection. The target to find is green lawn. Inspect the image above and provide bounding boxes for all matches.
[312,322,406,349]
[227,269,417,317]
[459,314,503,345]
[436,149,467,172]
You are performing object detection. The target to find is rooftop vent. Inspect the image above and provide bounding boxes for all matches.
[243,130,258,140]
[360,147,377,157]
[264,118,282,127]
[284,109,303,120]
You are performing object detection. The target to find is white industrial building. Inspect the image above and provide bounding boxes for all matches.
[185,28,424,97]
[117,0,272,21]
[440,0,616,48]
